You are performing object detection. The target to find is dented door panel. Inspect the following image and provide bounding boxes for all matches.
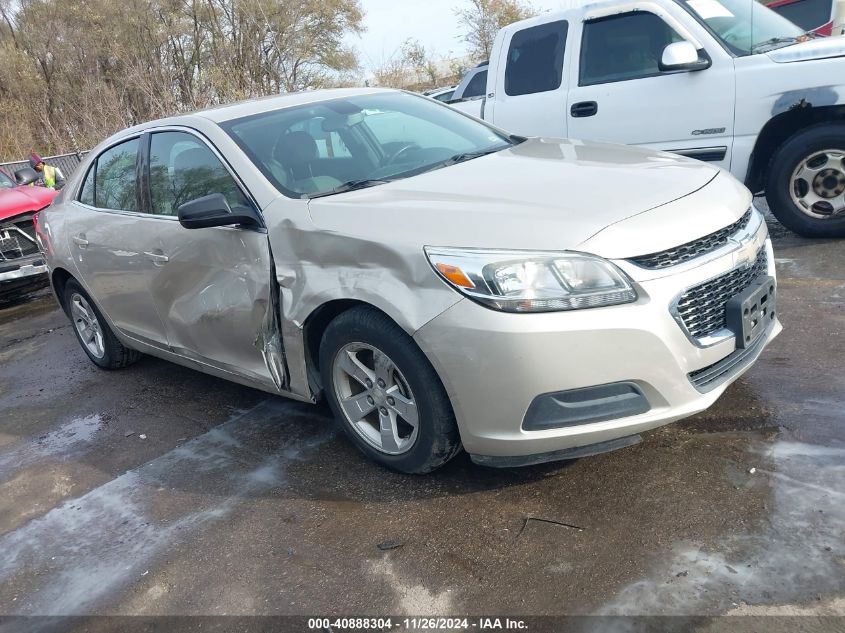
[148,223,288,392]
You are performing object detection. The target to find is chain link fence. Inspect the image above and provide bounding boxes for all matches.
[0,152,88,181]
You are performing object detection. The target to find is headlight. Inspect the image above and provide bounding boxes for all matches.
[425,247,637,313]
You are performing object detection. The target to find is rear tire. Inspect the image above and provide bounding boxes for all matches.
[765,123,845,237]
[64,279,140,369]
[319,306,461,474]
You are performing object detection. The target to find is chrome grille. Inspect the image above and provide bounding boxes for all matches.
[676,247,768,340]
[629,209,752,269]
[0,221,39,261]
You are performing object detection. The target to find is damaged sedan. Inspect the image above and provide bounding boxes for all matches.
[37,88,781,473]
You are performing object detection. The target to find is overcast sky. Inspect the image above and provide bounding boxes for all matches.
[348,0,569,73]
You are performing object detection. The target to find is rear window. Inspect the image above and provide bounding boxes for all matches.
[505,21,568,96]
[766,0,832,30]
[463,70,488,99]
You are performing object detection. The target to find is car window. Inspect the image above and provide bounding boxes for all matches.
[505,21,568,96]
[680,0,805,55]
[79,164,96,205]
[286,119,352,158]
[463,70,488,99]
[433,90,454,102]
[93,138,139,211]
[222,91,513,199]
[767,0,830,31]
[0,171,14,188]
[148,131,253,216]
[580,12,684,86]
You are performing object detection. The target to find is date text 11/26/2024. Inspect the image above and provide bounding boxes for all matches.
[307,617,529,630]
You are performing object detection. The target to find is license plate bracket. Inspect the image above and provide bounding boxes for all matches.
[726,276,776,349]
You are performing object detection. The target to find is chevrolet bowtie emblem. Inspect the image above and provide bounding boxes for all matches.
[732,236,759,268]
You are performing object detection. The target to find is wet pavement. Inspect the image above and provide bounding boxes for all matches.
[0,213,843,620]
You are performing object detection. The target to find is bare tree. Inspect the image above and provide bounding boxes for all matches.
[0,0,364,160]
[455,0,536,62]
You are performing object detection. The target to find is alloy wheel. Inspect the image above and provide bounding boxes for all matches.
[70,293,105,359]
[331,342,419,455]
[790,149,845,219]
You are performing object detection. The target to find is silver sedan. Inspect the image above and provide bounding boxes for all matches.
[37,88,781,473]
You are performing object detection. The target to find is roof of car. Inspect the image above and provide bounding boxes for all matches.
[192,87,393,124]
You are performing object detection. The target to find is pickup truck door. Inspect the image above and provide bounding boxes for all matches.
[566,6,736,170]
[485,17,571,139]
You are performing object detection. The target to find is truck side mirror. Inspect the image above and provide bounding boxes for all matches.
[659,41,711,72]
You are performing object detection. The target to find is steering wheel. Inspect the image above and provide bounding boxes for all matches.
[387,143,420,164]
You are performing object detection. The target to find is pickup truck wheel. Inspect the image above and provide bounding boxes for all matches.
[64,279,141,369]
[319,306,462,474]
[766,124,845,237]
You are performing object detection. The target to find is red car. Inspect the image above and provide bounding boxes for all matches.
[0,169,57,301]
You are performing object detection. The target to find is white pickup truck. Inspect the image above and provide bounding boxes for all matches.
[449,0,845,237]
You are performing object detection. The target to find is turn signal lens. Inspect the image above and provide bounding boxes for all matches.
[436,263,475,289]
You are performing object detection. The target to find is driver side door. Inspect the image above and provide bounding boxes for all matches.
[140,129,286,392]
[566,10,736,170]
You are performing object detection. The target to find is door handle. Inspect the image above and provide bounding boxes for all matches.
[72,235,89,248]
[571,101,598,118]
[144,251,169,266]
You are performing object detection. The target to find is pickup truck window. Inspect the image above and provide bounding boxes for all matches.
[463,70,488,99]
[680,0,805,55]
[580,12,683,86]
[505,20,568,97]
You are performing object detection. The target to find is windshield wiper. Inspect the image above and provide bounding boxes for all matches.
[441,147,507,167]
[308,179,393,199]
[751,32,814,52]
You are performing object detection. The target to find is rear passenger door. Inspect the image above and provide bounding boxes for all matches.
[65,137,170,348]
[487,18,570,138]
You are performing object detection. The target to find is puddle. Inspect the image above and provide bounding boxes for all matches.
[595,439,845,618]
[0,400,331,615]
[0,415,103,481]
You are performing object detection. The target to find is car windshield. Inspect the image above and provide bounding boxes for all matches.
[0,171,15,188]
[680,0,806,55]
[221,91,514,199]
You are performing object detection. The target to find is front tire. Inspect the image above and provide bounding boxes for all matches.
[64,279,140,369]
[319,306,461,474]
[766,123,845,237]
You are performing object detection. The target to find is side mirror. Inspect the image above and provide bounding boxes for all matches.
[177,193,263,230]
[659,41,711,72]
[14,167,39,186]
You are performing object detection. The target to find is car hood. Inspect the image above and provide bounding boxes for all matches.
[767,38,845,63]
[0,186,57,222]
[307,138,726,254]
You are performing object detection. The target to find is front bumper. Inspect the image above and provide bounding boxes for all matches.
[413,237,781,464]
[0,254,48,296]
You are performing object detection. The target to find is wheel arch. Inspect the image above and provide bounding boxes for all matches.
[50,266,75,315]
[745,104,845,194]
[303,299,394,394]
